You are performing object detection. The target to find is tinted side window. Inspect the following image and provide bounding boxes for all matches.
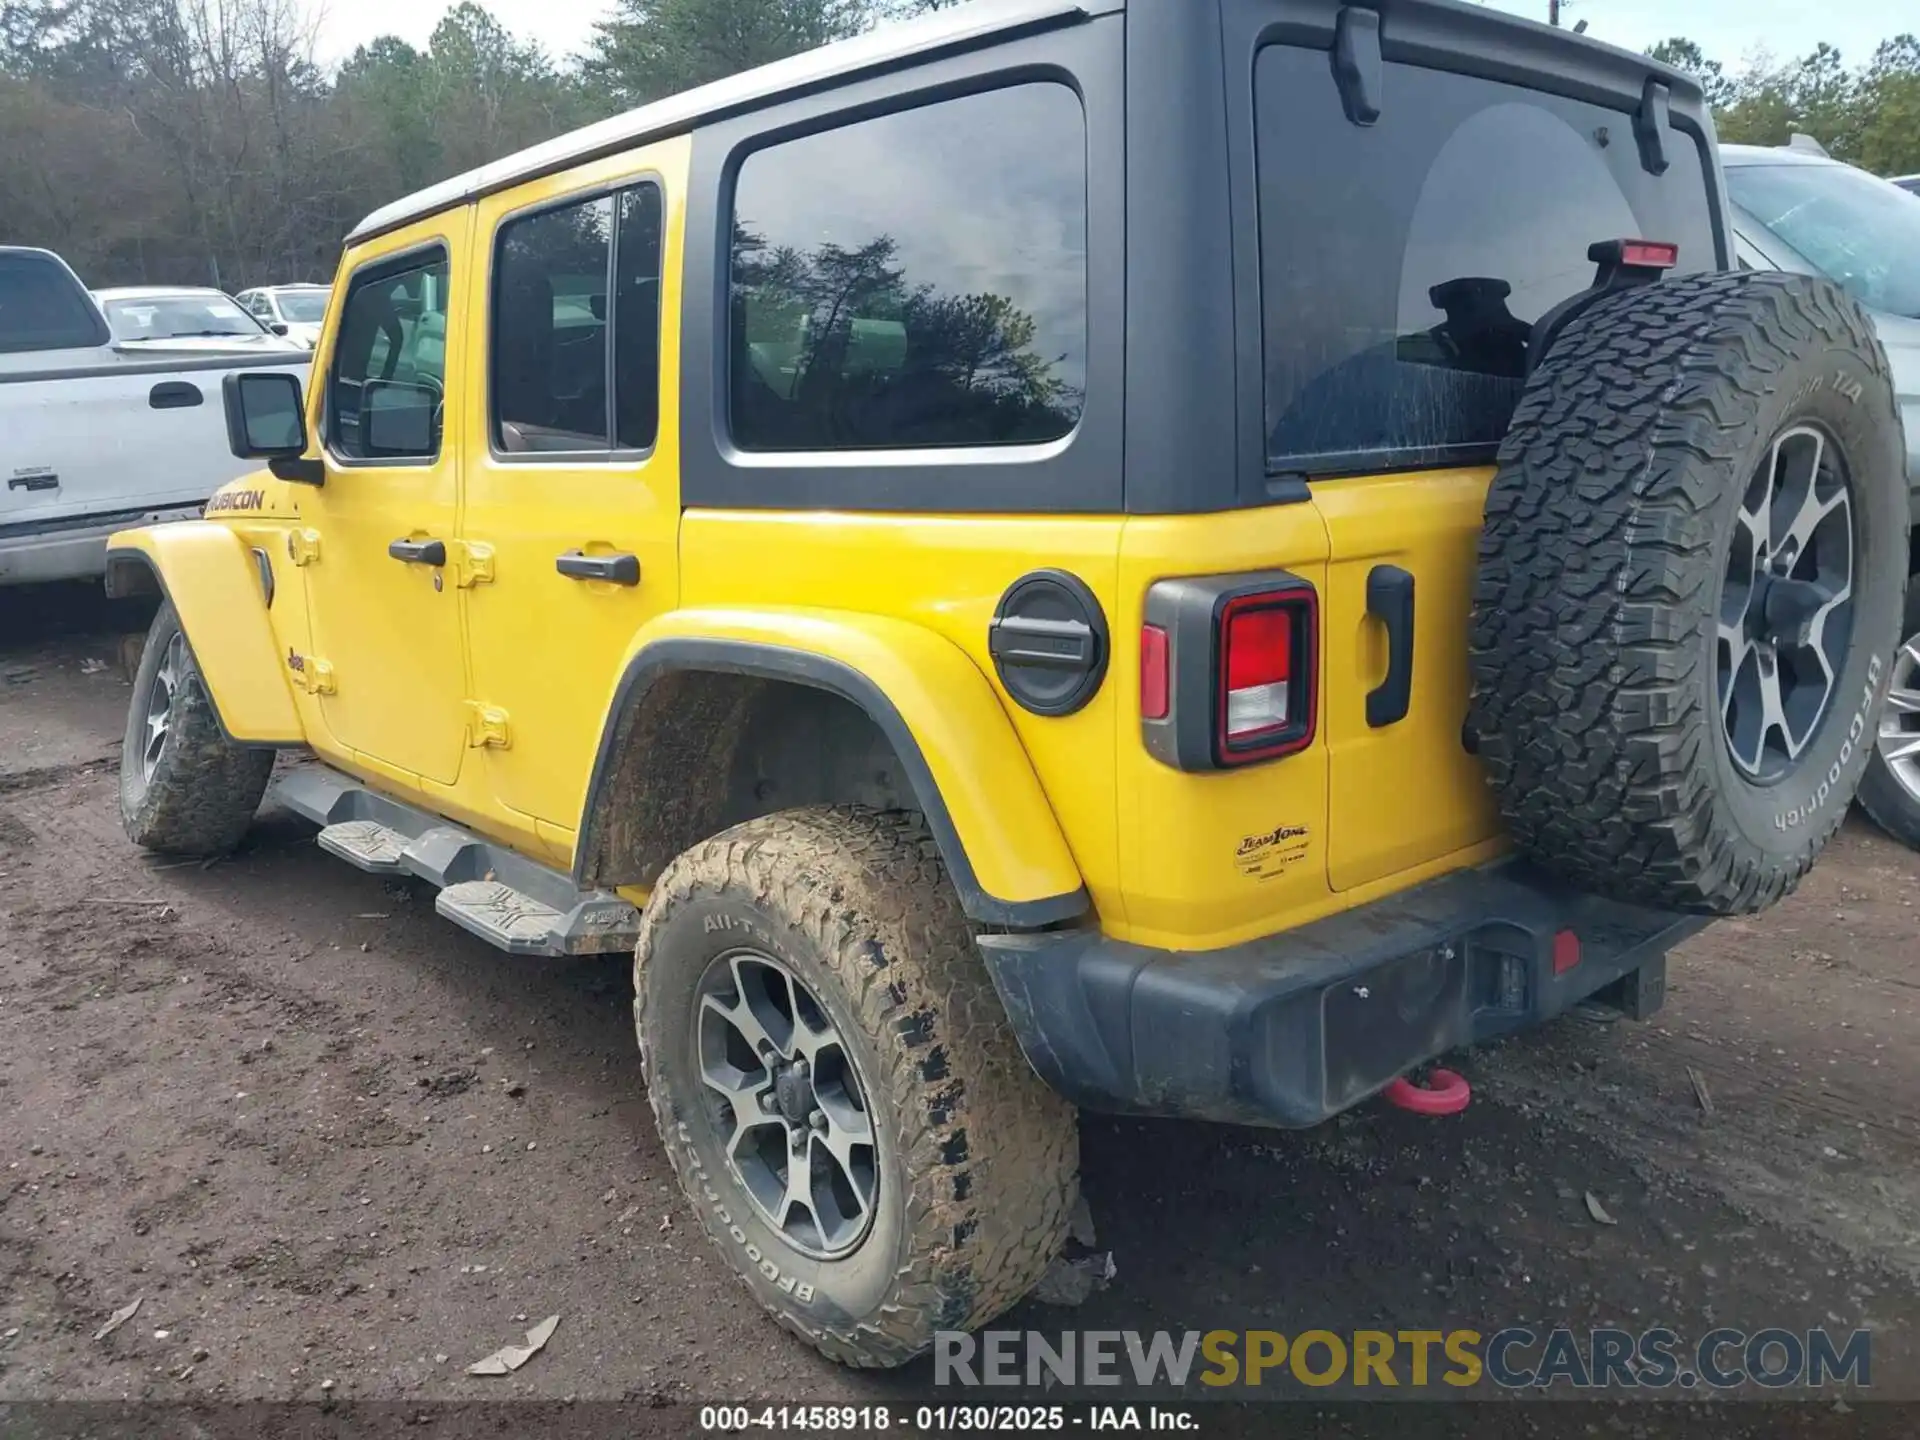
[495,196,612,453]
[329,251,450,461]
[1254,45,1716,474]
[729,82,1087,453]
[491,183,665,456]
[615,186,665,451]
[0,252,109,354]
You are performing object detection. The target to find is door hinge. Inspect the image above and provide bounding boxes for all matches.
[288,655,336,695]
[452,541,495,588]
[465,701,511,748]
[287,529,323,566]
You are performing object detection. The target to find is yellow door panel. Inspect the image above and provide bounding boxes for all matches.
[1113,503,1334,952]
[300,212,473,787]
[1315,470,1504,892]
[458,139,690,831]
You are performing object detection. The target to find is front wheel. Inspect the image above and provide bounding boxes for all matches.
[119,601,274,855]
[633,806,1078,1367]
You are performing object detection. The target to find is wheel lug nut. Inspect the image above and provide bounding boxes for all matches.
[809,1109,827,1130]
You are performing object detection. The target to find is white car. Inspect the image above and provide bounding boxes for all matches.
[94,285,305,355]
[235,284,331,349]
[2,249,307,585]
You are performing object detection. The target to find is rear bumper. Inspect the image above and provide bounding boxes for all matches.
[0,500,207,586]
[977,861,1706,1129]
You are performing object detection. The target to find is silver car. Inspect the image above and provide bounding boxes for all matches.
[1723,142,1920,848]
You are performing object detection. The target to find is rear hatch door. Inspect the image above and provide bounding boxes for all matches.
[1250,26,1722,893]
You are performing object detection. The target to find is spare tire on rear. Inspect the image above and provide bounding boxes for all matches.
[1467,271,1908,915]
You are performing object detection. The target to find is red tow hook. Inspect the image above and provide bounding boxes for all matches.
[1382,1068,1471,1117]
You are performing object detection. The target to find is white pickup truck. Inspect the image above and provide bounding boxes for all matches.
[0,246,311,586]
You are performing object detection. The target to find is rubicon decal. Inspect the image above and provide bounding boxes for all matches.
[205,488,265,515]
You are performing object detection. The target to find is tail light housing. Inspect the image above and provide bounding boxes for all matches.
[1140,571,1318,771]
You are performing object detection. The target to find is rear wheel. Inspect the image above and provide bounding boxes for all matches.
[119,601,273,855]
[633,806,1077,1367]
[1857,584,1920,850]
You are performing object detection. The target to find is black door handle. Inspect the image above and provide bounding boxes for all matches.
[556,550,640,586]
[1366,564,1415,728]
[149,381,203,409]
[388,537,447,566]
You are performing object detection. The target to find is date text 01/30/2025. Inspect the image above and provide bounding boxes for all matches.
[699,1405,1198,1432]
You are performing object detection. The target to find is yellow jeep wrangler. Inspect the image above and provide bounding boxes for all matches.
[107,0,1907,1369]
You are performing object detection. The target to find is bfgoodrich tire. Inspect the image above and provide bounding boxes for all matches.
[1856,583,1920,850]
[119,601,274,855]
[632,806,1077,1368]
[1468,272,1908,915]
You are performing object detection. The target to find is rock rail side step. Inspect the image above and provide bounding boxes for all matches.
[270,764,640,957]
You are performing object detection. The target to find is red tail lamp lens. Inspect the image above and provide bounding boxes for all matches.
[1223,602,1295,740]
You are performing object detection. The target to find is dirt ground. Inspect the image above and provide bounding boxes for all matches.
[2,579,1918,1412]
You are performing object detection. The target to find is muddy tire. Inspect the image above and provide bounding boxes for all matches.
[1468,272,1908,914]
[119,601,274,856]
[1857,583,1920,850]
[632,806,1077,1367]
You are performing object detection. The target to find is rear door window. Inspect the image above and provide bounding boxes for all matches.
[1255,45,1716,475]
[727,82,1088,453]
[494,195,615,453]
[490,181,665,456]
[0,252,109,354]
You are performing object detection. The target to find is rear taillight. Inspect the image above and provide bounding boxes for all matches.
[1222,599,1293,741]
[1215,589,1316,765]
[1139,572,1318,772]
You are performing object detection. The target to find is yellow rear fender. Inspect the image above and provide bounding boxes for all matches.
[104,523,304,745]
[574,607,1089,929]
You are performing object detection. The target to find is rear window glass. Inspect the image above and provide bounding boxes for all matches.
[0,252,107,354]
[1254,45,1717,475]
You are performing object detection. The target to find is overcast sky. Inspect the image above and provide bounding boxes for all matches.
[305,0,1908,75]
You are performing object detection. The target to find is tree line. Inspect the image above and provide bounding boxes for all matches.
[1649,34,1920,176]
[1,0,1916,293]
[0,0,952,287]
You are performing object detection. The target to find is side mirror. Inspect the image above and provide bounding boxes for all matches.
[268,321,290,336]
[222,371,323,485]
[361,379,439,458]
